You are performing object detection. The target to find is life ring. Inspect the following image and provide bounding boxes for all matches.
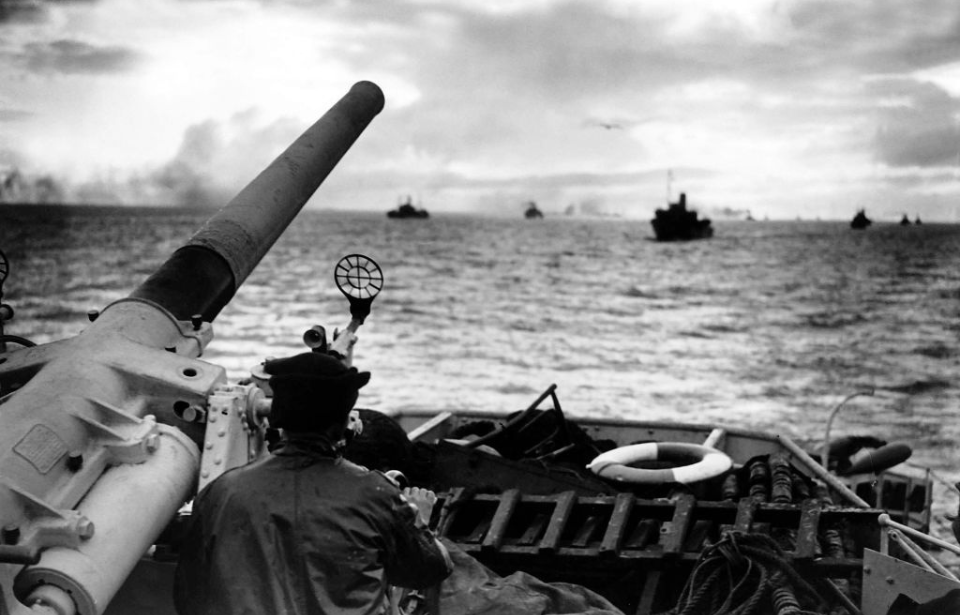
[587,442,733,485]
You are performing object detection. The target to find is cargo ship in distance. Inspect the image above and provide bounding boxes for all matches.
[651,192,713,241]
[387,196,429,219]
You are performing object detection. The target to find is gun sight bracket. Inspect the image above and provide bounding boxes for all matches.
[334,254,383,323]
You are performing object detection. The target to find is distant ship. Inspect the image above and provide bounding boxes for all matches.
[524,201,544,219]
[387,196,429,219]
[900,214,911,226]
[850,208,871,230]
[651,192,713,241]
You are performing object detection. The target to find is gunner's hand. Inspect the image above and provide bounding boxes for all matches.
[402,487,438,529]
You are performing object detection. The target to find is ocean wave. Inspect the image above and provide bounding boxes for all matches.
[879,379,952,395]
[913,344,954,359]
[6,209,960,485]
[622,286,659,299]
[803,311,867,328]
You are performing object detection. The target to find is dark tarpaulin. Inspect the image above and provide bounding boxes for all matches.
[887,588,960,614]
[436,539,624,615]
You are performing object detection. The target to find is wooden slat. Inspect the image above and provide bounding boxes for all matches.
[406,411,453,442]
[684,519,714,552]
[733,498,757,533]
[599,493,635,557]
[624,518,659,549]
[571,515,602,548]
[795,498,822,560]
[464,518,491,544]
[482,488,521,552]
[662,494,695,554]
[635,570,662,615]
[539,490,577,554]
[435,487,467,535]
[518,513,549,546]
[456,543,865,572]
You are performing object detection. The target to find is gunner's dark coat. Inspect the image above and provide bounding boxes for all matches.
[173,439,450,615]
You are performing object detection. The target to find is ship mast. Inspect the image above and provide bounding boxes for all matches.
[666,169,673,203]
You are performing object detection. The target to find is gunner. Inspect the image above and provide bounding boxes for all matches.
[173,347,452,614]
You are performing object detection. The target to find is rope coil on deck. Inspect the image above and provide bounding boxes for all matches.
[657,531,826,615]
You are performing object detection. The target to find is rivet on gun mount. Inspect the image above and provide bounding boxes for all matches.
[335,254,383,325]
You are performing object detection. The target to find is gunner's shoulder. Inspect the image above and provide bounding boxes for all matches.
[339,458,396,485]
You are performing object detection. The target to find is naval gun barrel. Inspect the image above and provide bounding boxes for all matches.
[130,80,385,322]
[0,82,384,615]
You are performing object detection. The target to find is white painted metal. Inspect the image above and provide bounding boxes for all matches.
[14,427,198,615]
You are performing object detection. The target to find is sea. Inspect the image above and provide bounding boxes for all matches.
[2,204,960,542]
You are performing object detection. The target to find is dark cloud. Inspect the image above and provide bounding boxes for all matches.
[1,0,96,24]
[354,0,960,205]
[872,79,960,167]
[440,5,688,101]
[0,0,46,24]
[328,3,860,173]
[788,0,960,74]
[4,0,960,217]
[414,0,960,113]
[0,167,64,203]
[20,39,142,74]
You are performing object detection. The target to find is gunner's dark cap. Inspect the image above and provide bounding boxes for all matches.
[264,352,370,431]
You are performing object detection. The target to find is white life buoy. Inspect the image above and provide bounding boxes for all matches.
[587,442,733,485]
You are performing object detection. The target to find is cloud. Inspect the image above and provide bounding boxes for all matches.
[787,0,960,75]
[145,110,305,208]
[0,0,102,25]
[0,108,307,207]
[872,78,960,167]
[0,109,31,122]
[0,166,65,203]
[19,39,142,74]
[3,0,960,218]
[0,0,47,24]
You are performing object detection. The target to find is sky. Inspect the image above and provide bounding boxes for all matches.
[2,0,960,221]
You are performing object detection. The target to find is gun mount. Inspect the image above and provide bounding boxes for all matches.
[0,81,384,615]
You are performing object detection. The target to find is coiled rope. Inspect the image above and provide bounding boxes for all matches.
[658,531,826,615]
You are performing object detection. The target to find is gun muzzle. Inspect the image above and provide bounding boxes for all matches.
[130,81,385,322]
